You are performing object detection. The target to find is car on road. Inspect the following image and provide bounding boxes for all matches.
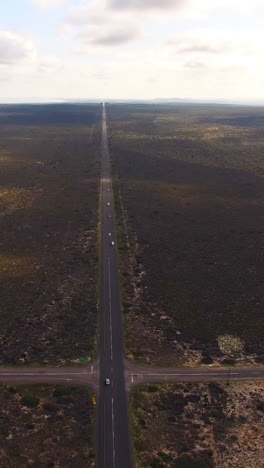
[107,202,110,206]
[107,189,110,192]
[108,233,111,236]
[111,241,115,246]
[105,378,110,385]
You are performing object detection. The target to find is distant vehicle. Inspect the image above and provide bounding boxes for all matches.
[105,378,110,385]
[111,241,115,246]
[91,396,96,405]
[108,233,111,236]
[107,202,110,206]
[107,189,110,192]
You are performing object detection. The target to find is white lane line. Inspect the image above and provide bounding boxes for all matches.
[131,374,134,383]
[0,373,85,376]
[112,397,116,468]
[133,373,239,377]
[108,256,113,361]
[91,366,94,374]
[104,402,106,468]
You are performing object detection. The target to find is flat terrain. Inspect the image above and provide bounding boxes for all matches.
[109,104,264,366]
[0,383,95,467]
[131,381,264,468]
[0,104,101,365]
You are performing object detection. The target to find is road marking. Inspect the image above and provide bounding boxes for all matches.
[104,402,106,468]
[0,373,85,376]
[131,374,134,383]
[112,397,116,468]
[132,373,239,377]
[91,366,94,374]
[108,256,113,361]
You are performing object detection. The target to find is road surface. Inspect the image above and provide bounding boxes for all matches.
[0,364,99,387]
[125,360,264,388]
[1,364,263,387]
[97,103,132,468]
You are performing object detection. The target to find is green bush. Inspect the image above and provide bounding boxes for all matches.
[53,386,72,398]
[20,394,40,408]
[175,454,212,468]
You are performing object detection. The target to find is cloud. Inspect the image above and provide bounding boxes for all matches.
[29,0,67,9]
[184,60,207,69]
[77,28,139,46]
[64,1,142,49]
[168,39,231,54]
[108,0,189,10]
[38,55,62,73]
[0,31,36,65]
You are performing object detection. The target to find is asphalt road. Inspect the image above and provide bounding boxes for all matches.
[0,364,99,387]
[1,363,263,387]
[125,361,264,388]
[97,103,132,468]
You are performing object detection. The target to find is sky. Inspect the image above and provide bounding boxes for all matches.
[0,0,264,103]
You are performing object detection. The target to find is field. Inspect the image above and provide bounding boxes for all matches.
[109,104,264,366]
[0,383,95,467]
[0,104,101,365]
[131,381,264,468]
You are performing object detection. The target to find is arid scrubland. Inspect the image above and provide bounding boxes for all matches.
[0,383,95,467]
[0,104,101,364]
[109,104,264,366]
[131,381,264,468]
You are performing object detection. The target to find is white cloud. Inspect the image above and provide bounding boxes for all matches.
[0,31,36,65]
[167,37,232,55]
[38,55,62,73]
[108,0,190,10]
[29,0,67,9]
[78,28,139,46]
[64,1,142,48]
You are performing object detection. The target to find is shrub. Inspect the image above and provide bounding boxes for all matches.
[8,386,17,394]
[53,386,72,398]
[175,454,212,468]
[20,394,40,408]
[43,401,59,412]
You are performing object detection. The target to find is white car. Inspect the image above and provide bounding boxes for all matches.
[105,378,110,385]
[111,241,115,246]
[107,202,110,206]
[107,189,110,192]
[108,233,111,236]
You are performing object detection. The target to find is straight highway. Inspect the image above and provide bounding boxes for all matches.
[97,103,132,468]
